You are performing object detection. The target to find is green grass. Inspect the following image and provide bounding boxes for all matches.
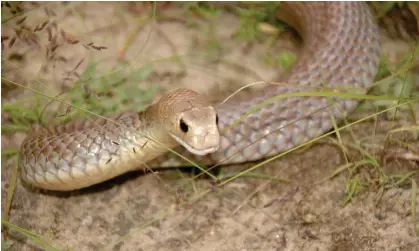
[2,220,61,251]
[329,44,419,205]
[233,2,282,42]
[412,179,418,236]
[53,61,157,124]
[1,62,157,133]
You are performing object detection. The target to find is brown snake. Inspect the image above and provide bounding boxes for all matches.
[19,2,381,191]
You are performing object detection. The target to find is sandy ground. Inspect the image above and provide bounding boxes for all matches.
[1,2,418,251]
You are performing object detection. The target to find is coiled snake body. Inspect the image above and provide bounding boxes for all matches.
[19,2,381,191]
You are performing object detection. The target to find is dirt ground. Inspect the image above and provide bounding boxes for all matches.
[1,2,418,251]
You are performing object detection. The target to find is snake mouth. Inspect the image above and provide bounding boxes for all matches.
[170,133,219,156]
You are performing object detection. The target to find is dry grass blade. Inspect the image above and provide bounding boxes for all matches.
[72,58,85,72]
[1,158,19,241]
[3,159,19,219]
[412,179,418,236]
[1,220,61,251]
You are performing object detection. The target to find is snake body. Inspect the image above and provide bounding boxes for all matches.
[19,2,381,191]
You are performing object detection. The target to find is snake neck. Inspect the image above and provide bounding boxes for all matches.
[141,104,179,151]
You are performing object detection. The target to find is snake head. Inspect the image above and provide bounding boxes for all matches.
[157,89,220,156]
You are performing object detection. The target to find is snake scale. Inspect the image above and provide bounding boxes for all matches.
[19,2,381,191]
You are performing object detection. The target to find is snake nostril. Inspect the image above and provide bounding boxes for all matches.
[179,119,189,133]
[216,114,219,125]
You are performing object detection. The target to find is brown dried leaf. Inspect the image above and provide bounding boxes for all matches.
[57,56,67,62]
[91,45,107,50]
[47,27,52,41]
[73,58,84,71]
[8,36,16,47]
[38,20,49,31]
[51,44,59,52]
[66,39,79,45]
[16,16,27,25]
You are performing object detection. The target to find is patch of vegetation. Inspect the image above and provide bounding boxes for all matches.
[185,2,220,19]
[369,1,416,18]
[332,44,419,205]
[264,50,297,70]
[184,2,223,61]
[56,61,156,124]
[362,44,418,114]
[233,2,281,41]
[1,61,157,133]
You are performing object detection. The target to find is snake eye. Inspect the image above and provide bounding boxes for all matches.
[179,119,189,133]
[215,115,219,125]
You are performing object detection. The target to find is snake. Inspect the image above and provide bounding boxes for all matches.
[19,2,381,191]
